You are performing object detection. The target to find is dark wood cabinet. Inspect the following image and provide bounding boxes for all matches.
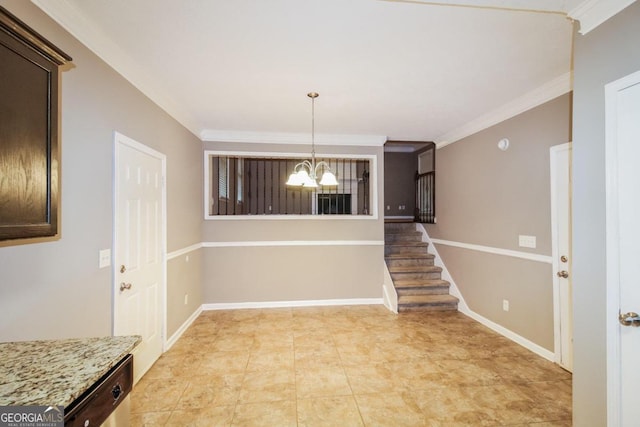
[0,6,71,243]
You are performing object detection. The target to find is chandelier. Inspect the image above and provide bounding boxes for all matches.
[286,92,338,188]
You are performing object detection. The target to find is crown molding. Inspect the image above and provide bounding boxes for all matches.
[200,130,387,146]
[569,0,636,35]
[435,71,572,149]
[31,0,202,138]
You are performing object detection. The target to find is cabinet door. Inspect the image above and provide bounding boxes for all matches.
[0,6,70,243]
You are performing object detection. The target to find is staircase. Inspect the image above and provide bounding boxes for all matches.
[385,222,459,312]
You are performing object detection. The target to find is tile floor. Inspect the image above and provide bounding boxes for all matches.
[131,305,572,426]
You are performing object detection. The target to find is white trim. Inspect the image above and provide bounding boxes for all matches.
[416,224,470,313]
[112,131,167,378]
[164,306,202,351]
[203,298,384,311]
[200,130,386,146]
[462,308,555,361]
[206,215,379,221]
[381,0,566,14]
[382,263,398,314]
[32,0,201,138]
[603,69,640,427]
[430,238,553,264]
[205,150,377,159]
[204,150,379,220]
[167,243,203,260]
[435,72,572,149]
[569,0,637,35]
[549,142,572,370]
[202,240,384,248]
[416,224,552,360]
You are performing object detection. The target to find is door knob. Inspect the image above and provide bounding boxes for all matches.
[619,312,640,327]
[557,270,569,279]
[560,255,568,263]
[119,282,132,292]
[120,265,126,273]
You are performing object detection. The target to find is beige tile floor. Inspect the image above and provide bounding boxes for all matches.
[131,305,572,426]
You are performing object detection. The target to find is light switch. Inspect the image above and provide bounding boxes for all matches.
[518,235,536,248]
[99,249,111,268]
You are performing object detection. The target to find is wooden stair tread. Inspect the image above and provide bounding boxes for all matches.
[385,241,428,246]
[388,265,442,273]
[385,253,434,259]
[385,226,459,312]
[394,279,449,288]
[398,294,459,304]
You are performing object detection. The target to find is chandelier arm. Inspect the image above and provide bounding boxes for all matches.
[314,160,333,172]
[293,160,313,172]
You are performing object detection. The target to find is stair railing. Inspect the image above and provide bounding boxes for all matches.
[415,171,435,223]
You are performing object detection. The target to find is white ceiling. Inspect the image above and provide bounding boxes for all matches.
[35,0,576,144]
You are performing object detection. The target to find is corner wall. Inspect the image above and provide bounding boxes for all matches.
[0,0,202,341]
[384,151,417,218]
[572,3,640,425]
[426,93,571,351]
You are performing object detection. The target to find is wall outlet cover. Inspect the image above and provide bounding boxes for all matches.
[518,235,537,248]
[99,249,111,269]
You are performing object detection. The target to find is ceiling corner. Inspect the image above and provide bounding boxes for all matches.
[568,0,637,34]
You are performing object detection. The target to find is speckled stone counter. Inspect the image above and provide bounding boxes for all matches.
[0,336,140,407]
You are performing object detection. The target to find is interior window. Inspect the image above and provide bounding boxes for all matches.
[205,152,374,218]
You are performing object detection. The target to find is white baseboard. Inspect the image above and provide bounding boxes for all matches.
[415,224,554,362]
[416,224,470,313]
[164,306,202,351]
[382,264,398,314]
[460,307,555,361]
[202,298,383,311]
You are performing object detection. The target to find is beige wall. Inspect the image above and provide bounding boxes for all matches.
[572,3,640,425]
[167,251,203,336]
[202,141,384,304]
[0,1,202,341]
[426,93,572,351]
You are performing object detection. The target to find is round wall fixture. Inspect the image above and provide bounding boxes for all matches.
[497,138,510,151]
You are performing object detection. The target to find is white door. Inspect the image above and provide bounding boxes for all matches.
[114,132,166,384]
[550,143,572,371]
[605,70,640,426]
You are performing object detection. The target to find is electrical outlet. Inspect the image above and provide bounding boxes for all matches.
[503,299,509,312]
[518,235,536,248]
[99,249,111,269]
[184,294,189,305]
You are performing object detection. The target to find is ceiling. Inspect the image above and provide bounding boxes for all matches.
[34,0,577,145]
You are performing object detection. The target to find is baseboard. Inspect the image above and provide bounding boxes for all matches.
[164,305,202,351]
[382,264,398,314]
[202,298,384,311]
[460,307,555,362]
[416,224,470,313]
[415,224,554,362]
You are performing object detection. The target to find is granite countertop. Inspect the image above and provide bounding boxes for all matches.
[0,336,140,408]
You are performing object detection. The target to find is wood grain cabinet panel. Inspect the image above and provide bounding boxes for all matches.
[0,6,71,243]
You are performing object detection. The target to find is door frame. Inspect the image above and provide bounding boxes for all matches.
[550,142,572,370]
[605,69,640,426]
[112,131,168,350]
